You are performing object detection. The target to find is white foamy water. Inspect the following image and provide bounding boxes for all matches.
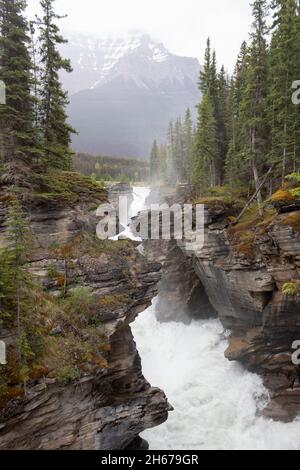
[132,302,300,450]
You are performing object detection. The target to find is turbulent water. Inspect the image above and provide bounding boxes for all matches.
[126,187,300,450]
[132,303,300,450]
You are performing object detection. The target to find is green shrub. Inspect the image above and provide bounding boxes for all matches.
[282,281,300,297]
[290,187,300,198]
[66,287,94,314]
[57,366,80,385]
[285,173,300,183]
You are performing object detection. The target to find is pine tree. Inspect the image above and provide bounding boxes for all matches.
[0,0,41,177]
[37,0,76,170]
[199,38,212,95]
[150,140,159,182]
[29,20,39,128]
[225,42,249,185]
[193,93,218,192]
[215,65,229,184]
[158,143,168,181]
[165,121,175,183]
[3,193,33,384]
[173,118,184,182]
[240,0,270,214]
[183,108,193,182]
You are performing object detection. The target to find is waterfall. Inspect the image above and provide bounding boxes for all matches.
[110,186,150,241]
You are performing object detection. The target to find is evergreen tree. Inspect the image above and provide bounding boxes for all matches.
[29,20,39,128]
[2,193,33,386]
[0,0,41,176]
[173,118,184,181]
[199,38,212,95]
[225,42,249,185]
[37,0,75,170]
[240,0,269,214]
[214,64,229,184]
[183,108,193,182]
[198,41,228,185]
[167,120,178,182]
[158,143,168,181]
[193,93,218,192]
[150,140,159,182]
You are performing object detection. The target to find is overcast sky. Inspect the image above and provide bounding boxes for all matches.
[26,0,252,72]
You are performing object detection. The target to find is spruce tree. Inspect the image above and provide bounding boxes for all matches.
[37,0,75,170]
[199,38,212,95]
[183,108,193,182]
[29,20,39,128]
[215,65,229,184]
[193,93,218,192]
[0,0,41,177]
[3,193,33,386]
[150,140,159,182]
[240,0,269,214]
[158,143,168,182]
[225,42,249,185]
[164,121,174,182]
[173,118,184,182]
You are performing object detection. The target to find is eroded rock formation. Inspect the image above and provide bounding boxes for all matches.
[0,182,169,450]
[140,186,300,422]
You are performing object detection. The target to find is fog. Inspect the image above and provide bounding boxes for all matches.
[26,0,252,72]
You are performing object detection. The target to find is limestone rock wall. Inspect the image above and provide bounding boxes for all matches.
[0,196,169,450]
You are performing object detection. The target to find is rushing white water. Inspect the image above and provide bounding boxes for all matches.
[132,302,300,450]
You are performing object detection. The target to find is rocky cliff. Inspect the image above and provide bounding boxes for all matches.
[141,186,300,422]
[0,173,169,450]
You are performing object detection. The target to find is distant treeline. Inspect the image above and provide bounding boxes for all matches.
[73,153,150,182]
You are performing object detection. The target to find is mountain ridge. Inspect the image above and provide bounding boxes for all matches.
[60,32,201,159]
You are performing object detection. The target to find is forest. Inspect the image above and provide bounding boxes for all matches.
[73,153,150,183]
[150,0,300,211]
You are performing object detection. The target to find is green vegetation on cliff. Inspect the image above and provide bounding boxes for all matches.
[0,224,137,408]
[28,170,107,206]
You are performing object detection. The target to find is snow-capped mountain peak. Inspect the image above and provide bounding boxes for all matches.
[60,32,199,94]
[61,31,201,159]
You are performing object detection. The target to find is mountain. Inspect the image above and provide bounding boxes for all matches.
[60,32,201,159]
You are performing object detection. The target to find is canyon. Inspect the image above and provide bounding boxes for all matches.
[1,181,300,449]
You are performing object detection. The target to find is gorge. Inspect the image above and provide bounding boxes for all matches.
[2,181,300,450]
[129,186,300,449]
